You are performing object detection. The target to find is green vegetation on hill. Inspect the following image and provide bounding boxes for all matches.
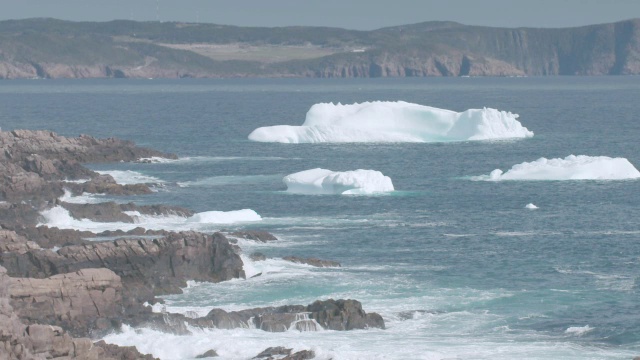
[0,18,639,78]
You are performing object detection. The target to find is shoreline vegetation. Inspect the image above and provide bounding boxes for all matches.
[0,129,383,359]
[0,18,639,79]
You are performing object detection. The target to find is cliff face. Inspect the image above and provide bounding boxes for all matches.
[0,18,639,78]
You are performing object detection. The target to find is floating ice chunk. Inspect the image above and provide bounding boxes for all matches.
[473,155,640,181]
[525,203,539,209]
[248,101,533,143]
[283,168,394,195]
[565,325,594,336]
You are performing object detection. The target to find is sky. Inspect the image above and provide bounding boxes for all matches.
[1,0,639,30]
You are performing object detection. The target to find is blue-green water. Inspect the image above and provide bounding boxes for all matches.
[1,77,639,359]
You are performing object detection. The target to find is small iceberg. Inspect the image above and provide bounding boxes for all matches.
[284,168,394,195]
[472,155,640,181]
[249,101,533,143]
[525,203,538,209]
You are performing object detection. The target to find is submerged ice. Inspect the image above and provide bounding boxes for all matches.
[283,168,394,195]
[248,101,533,143]
[473,155,640,181]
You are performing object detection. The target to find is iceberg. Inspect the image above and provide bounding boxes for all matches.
[283,168,394,195]
[473,155,640,181]
[248,101,533,143]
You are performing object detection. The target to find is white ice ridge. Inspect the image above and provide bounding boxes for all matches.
[473,155,640,181]
[283,168,394,195]
[38,206,261,233]
[248,101,533,143]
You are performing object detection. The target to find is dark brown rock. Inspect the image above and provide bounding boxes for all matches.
[253,346,291,358]
[229,231,278,242]
[282,256,341,268]
[195,349,219,358]
[93,340,158,360]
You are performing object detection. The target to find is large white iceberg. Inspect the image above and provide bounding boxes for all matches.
[284,168,394,195]
[248,101,533,143]
[473,155,640,181]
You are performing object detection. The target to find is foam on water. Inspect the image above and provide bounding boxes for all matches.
[525,203,539,209]
[565,325,594,336]
[248,101,533,143]
[59,189,106,204]
[37,206,261,233]
[472,155,640,181]
[283,168,394,195]
[95,170,164,185]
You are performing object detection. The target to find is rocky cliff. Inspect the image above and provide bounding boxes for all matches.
[1,18,639,78]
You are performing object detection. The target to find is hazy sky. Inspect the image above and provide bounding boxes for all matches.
[1,0,639,29]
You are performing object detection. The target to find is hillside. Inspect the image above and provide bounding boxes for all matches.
[0,18,639,78]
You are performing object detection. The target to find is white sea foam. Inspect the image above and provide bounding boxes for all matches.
[95,170,163,185]
[136,157,178,164]
[59,190,105,204]
[525,203,539,209]
[248,101,533,143]
[565,325,594,336]
[472,155,640,181]
[37,206,261,233]
[283,168,394,195]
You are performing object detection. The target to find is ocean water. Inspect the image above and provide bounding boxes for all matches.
[1,77,639,359]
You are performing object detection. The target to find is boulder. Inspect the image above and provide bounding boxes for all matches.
[195,349,219,358]
[8,268,123,336]
[228,231,278,242]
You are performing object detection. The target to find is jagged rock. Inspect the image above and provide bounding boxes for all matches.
[282,256,341,268]
[10,226,95,249]
[0,229,41,254]
[284,350,315,360]
[195,349,219,358]
[229,231,278,242]
[307,299,384,330]
[93,340,158,360]
[0,129,175,202]
[253,346,291,358]
[8,268,123,336]
[161,298,384,333]
[0,265,154,359]
[0,231,245,321]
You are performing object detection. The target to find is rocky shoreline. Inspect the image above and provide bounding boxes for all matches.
[0,130,384,359]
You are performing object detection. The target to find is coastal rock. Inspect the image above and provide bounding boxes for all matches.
[253,346,291,358]
[250,252,267,261]
[228,231,278,242]
[195,349,219,358]
[282,256,341,268]
[1,265,154,359]
[0,231,245,309]
[8,268,123,336]
[253,347,315,360]
[0,129,175,202]
[177,298,384,332]
[93,340,158,360]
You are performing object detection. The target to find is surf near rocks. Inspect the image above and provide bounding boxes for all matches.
[0,129,384,359]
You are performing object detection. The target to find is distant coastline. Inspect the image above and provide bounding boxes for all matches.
[0,18,639,79]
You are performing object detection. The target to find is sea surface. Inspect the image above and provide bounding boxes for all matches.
[1,77,639,359]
